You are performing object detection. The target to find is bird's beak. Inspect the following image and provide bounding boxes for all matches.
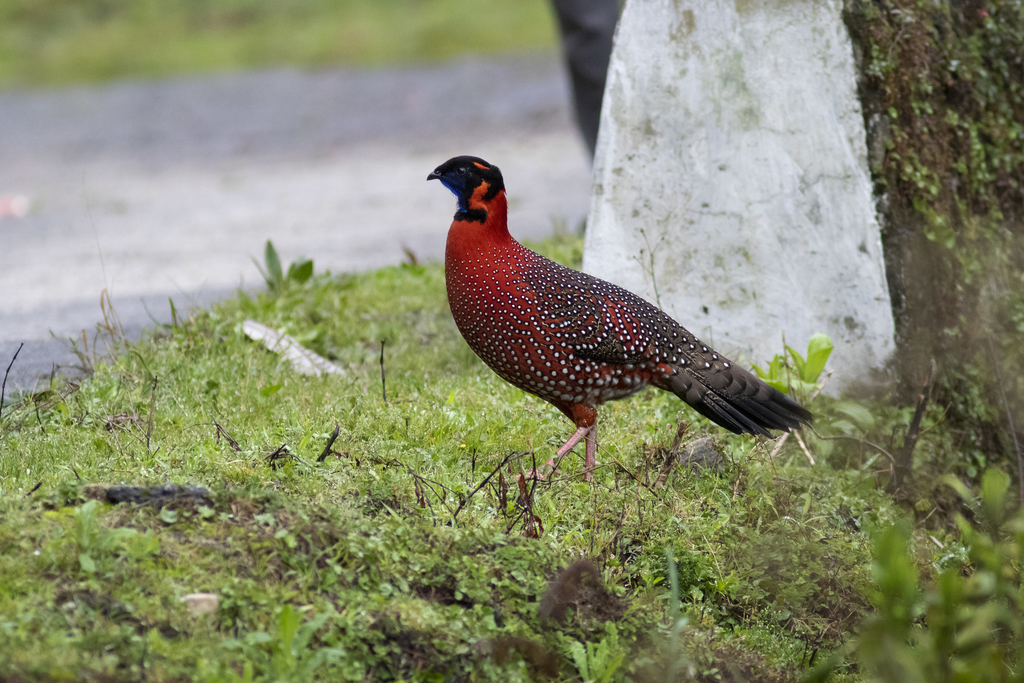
[426,170,441,181]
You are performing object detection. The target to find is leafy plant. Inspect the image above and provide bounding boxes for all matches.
[267,604,341,680]
[566,622,627,683]
[252,240,313,292]
[753,333,833,398]
[73,499,137,574]
[216,604,340,682]
[852,468,1024,683]
[664,548,693,682]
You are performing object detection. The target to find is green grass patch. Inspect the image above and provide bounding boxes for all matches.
[0,0,558,89]
[0,234,939,681]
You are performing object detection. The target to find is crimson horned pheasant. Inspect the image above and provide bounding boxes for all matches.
[428,156,812,478]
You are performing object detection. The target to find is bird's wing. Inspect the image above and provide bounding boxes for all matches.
[572,284,814,435]
[529,267,653,365]
[579,291,653,365]
[523,255,813,435]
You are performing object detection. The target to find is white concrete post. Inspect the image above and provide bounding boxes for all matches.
[583,0,895,390]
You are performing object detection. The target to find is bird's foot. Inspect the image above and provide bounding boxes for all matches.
[520,458,560,481]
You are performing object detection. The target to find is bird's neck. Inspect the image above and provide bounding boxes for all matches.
[445,191,514,263]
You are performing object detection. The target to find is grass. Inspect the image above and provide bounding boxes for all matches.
[0,0,558,90]
[0,233,978,681]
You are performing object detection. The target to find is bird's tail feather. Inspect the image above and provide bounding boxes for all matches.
[667,366,812,436]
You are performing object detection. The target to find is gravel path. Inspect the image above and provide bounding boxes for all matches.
[0,53,592,390]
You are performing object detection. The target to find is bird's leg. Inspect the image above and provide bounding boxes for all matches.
[554,424,597,482]
[555,425,590,459]
[523,424,593,481]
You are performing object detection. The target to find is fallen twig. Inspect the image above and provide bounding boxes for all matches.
[600,501,631,560]
[509,451,544,537]
[793,430,815,466]
[212,419,242,452]
[607,459,657,495]
[380,340,387,406]
[654,422,689,488]
[810,428,896,477]
[146,375,158,452]
[888,359,936,494]
[265,443,290,468]
[769,371,831,460]
[495,470,508,511]
[768,434,789,461]
[451,450,523,521]
[0,342,24,423]
[316,423,341,463]
[376,456,459,519]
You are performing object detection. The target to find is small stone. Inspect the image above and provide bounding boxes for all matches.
[180,593,219,615]
[677,437,724,472]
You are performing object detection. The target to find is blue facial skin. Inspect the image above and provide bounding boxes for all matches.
[428,166,471,212]
[436,169,468,209]
[441,175,469,212]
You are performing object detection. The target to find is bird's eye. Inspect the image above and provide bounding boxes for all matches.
[457,167,467,176]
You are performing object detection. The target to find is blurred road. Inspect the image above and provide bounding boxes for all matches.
[0,53,592,390]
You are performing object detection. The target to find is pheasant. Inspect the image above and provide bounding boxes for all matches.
[428,156,812,479]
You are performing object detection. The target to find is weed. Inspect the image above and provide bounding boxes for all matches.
[753,333,834,401]
[565,621,627,683]
[73,499,138,574]
[253,240,313,294]
[808,468,1024,683]
[0,234,965,681]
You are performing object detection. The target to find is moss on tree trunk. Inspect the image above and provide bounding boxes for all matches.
[843,0,1023,478]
